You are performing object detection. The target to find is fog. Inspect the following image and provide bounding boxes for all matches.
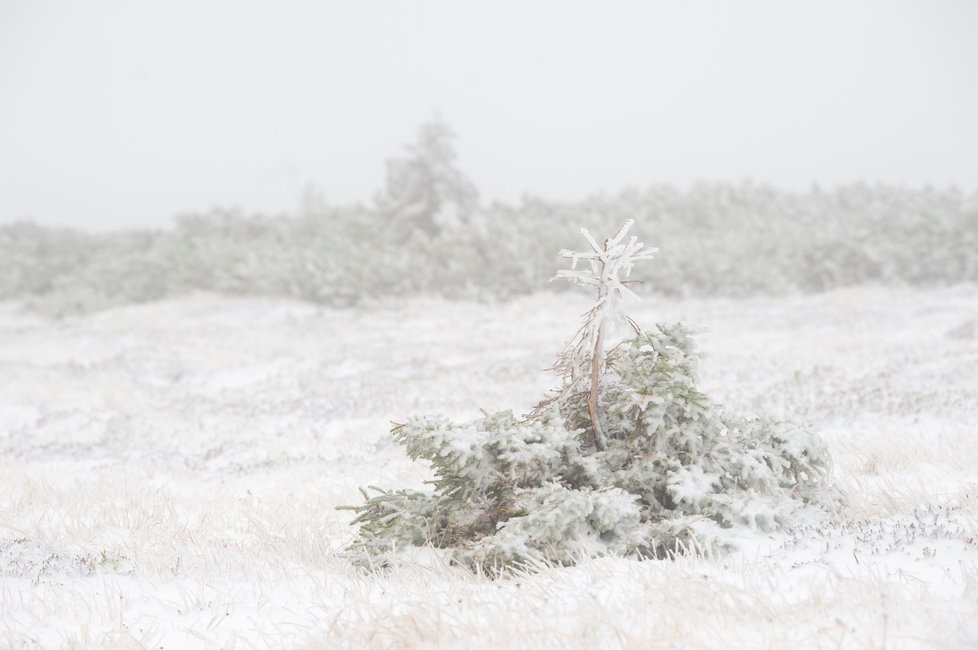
[4,4,978,647]
[2,0,977,230]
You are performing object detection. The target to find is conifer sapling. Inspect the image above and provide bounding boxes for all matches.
[340,222,841,572]
[552,219,656,450]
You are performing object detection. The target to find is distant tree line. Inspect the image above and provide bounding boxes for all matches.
[2,120,976,316]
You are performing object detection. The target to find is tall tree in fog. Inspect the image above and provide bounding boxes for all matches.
[374,119,480,237]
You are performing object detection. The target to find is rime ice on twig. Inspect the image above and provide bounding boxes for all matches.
[552,220,657,450]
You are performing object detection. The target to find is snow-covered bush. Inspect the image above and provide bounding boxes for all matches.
[374,118,481,238]
[342,223,841,571]
[4,121,976,314]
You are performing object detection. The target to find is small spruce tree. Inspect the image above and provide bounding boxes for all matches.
[341,223,841,571]
[547,220,657,450]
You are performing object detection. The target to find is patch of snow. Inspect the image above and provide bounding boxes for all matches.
[2,286,977,648]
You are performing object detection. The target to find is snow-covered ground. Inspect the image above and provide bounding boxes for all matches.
[2,286,977,649]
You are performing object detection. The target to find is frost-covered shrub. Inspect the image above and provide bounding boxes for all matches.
[342,225,841,571]
[4,122,976,314]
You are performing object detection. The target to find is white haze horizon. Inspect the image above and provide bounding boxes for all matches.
[2,0,977,231]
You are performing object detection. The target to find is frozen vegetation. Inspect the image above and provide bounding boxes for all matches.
[344,223,839,570]
[2,121,977,316]
[2,283,977,647]
[2,123,977,647]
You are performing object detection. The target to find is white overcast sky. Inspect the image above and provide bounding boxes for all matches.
[2,0,977,230]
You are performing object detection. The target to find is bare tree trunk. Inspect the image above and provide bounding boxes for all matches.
[588,241,610,451]
[588,323,607,450]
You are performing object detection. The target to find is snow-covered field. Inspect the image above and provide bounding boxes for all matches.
[2,286,977,649]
